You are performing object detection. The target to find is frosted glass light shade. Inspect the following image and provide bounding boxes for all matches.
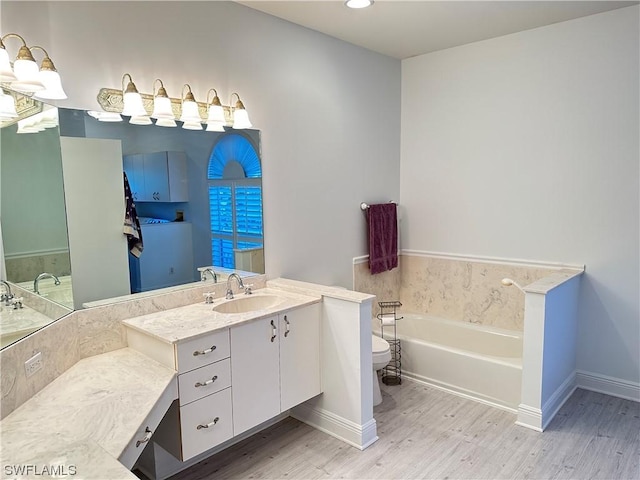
[151,95,174,119]
[34,70,67,100]
[206,104,225,123]
[88,111,123,122]
[12,58,45,92]
[180,99,201,123]
[206,121,225,132]
[155,117,177,128]
[122,91,147,117]
[182,120,202,130]
[17,118,41,134]
[0,92,18,120]
[0,49,16,81]
[129,115,152,125]
[232,108,252,129]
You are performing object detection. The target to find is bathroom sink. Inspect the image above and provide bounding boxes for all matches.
[212,295,284,314]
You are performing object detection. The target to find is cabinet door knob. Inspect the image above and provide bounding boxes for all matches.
[195,375,218,388]
[270,319,277,342]
[193,345,217,356]
[284,316,290,337]
[197,417,220,430]
[135,427,152,447]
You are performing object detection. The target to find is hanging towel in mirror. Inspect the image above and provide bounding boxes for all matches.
[367,203,398,274]
[123,172,143,257]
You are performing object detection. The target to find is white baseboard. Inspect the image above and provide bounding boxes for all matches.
[516,404,543,432]
[541,373,577,430]
[291,403,378,450]
[576,370,640,402]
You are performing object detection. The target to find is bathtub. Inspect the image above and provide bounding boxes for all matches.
[373,313,523,411]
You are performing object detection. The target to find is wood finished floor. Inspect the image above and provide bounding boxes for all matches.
[167,382,639,480]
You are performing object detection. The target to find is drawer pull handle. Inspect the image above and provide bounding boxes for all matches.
[197,417,220,430]
[270,319,277,342]
[284,316,290,337]
[136,427,152,447]
[195,375,218,388]
[193,345,217,356]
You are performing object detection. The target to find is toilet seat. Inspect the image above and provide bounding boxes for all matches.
[372,334,390,354]
[372,335,392,367]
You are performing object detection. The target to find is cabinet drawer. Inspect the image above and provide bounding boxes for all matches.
[178,358,231,406]
[176,329,230,373]
[180,387,233,461]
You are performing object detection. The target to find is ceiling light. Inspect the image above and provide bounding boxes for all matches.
[345,0,374,9]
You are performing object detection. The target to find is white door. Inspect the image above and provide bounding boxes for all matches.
[279,304,322,411]
[60,137,131,308]
[230,316,280,434]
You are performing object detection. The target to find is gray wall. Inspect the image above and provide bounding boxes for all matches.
[1,1,402,289]
[401,7,639,388]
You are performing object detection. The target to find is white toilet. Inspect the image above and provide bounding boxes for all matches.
[372,334,391,406]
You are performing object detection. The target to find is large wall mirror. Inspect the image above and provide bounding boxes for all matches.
[0,90,264,349]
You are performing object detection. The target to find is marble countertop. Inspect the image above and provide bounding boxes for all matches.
[0,348,177,479]
[122,287,321,344]
[524,268,584,294]
[0,304,55,347]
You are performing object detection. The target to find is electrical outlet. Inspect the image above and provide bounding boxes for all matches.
[25,352,43,377]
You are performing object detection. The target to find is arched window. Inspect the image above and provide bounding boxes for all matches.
[208,133,263,269]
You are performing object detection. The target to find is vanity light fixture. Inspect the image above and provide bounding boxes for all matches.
[205,88,225,132]
[95,75,254,130]
[345,0,374,9]
[1,34,45,92]
[179,84,202,129]
[151,78,175,124]
[0,90,18,120]
[30,46,67,100]
[230,92,252,129]
[121,73,148,118]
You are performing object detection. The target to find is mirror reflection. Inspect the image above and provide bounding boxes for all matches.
[1,90,71,348]
[1,92,264,349]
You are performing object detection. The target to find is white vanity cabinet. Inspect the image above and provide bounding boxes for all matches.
[149,330,234,461]
[123,151,188,202]
[230,303,321,435]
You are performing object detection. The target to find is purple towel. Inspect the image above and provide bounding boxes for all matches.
[367,203,398,274]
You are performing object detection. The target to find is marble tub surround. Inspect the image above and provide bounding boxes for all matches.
[354,252,583,331]
[5,250,71,283]
[352,258,400,316]
[0,347,177,478]
[0,274,266,419]
[123,286,321,344]
[400,254,564,331]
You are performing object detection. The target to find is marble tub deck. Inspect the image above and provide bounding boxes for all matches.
[0,348,177,479]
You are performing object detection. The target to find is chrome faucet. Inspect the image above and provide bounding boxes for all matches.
[200,268,218,283]
[225,273,245,300]
[34,273,61,295]
[0,280,13,305]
